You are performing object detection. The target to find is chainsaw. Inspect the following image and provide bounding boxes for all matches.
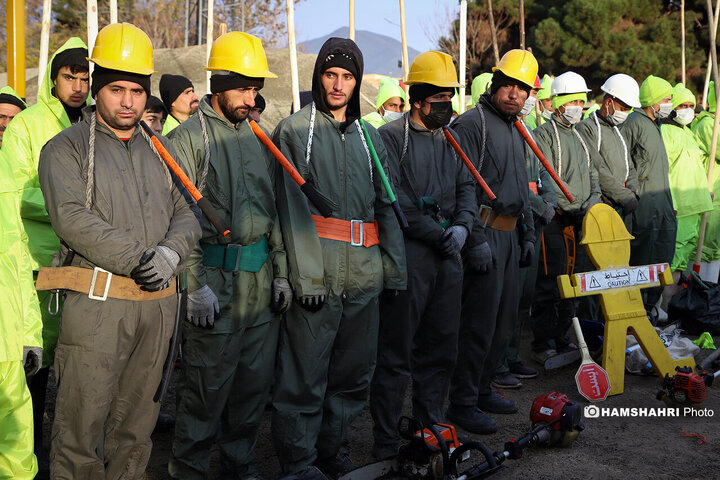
[656,365,720,407]
[339,393,584,480]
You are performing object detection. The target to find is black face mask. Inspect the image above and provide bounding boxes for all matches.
[423,101,453,130]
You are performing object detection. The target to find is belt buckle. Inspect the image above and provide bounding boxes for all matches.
[478,204,493,228]
[350,220,364,246]
[88,267,112,301]
[227,244,243,271]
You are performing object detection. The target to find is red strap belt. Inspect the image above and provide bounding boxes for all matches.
[312,215,380,247]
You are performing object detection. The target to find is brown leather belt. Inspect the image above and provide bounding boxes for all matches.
[479,207,519,232]
[35,266,177,301]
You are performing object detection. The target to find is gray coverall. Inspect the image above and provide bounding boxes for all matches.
[370,117,475,453]
[38,106,200,479]
[449,94,535,406]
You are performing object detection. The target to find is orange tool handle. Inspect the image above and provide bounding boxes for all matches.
[514,120,575,203]
[442,127,497,201]
[249,120,333,217]
[139,121,231,237]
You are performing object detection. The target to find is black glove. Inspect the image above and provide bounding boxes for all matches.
[23,346,42,377]
[439,225,469,258]
[300,294,325,313]
[519,240,534,268]
[540,202,556,225]
[130,246,179,291]
[381,289,400,302]
[467,242,493,273]
[622,195,639,216]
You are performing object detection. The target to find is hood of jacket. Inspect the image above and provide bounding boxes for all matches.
[312,37,364,123]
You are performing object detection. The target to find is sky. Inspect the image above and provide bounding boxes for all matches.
[293,0,459,53]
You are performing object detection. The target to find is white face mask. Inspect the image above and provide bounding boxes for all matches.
[559,105,583,125]
[674,108,695,126]
[542,109,554,120]
[608,100,629,126]
[655,102,673,119]
[520,96,537,116]
[382,110,403,123]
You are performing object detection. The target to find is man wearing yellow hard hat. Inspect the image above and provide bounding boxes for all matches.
[362,76,406,128]
[369,50,476,459]
[272,37,406,480]
[166,31,291,480]
[37,23,201,478]
[446,49,538,434]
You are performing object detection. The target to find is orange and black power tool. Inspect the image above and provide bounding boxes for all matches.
[657,366,720,407]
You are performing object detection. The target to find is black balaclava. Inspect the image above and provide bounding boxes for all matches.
[489,70,531,96]
[254,93,266,113]
[312,37,364,127]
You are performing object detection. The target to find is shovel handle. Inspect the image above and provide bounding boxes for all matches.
[139,121,230,237]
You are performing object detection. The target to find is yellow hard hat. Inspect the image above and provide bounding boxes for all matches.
[88,23,155,75]
[206,32,277,78]
[406,51,462,88]
[580,203,634,245]
[492,49,538,89]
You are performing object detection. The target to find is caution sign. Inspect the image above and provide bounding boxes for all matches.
[577,264,667,293]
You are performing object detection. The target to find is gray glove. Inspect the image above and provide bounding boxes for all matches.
[271,278,293,314]
[519,240,534,268]
[439,225,469,258]
[540,202,556,225]
[23,346,42,377]
[301,294,326,313]
[187,285,220,328]
[130,246,180,292]
[579,196,600,218]
[467,242,493,273]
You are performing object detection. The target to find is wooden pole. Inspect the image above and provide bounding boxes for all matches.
[38,0,52,98]
[696,0,720,271]
[287,0,301,113]
[109,0,117,23]
[702,0,720,108]
[519,0,525,50]
[487,0,500,64]
[681,0,686,85]
[400,0,409,106]
[349,0,355,41]
[459,0,467,114]
[197,0,203,46]
[87,0,98,77]
[184,0,190,47]
[206,0,214,94]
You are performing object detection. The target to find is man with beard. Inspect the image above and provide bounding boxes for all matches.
[0,86,26,147]
[272,37,406,480]
[1,38,90,473]
[369,50,475,459]
[167,31,291,480]
[37,23,200,478]
[160,73,199,134]
[445,49,537,434]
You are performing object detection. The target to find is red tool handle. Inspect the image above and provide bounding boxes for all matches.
[139,121,231,237]
[249,120,333,217]
[514,120,575,203]
[442,127,497,201]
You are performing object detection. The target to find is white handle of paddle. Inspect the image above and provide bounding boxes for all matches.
[572,316,592,363]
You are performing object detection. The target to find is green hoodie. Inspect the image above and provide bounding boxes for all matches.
[1,37,89,366]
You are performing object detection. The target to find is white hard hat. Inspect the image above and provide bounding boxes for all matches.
[600,73,641,108]
[551,71,591,96]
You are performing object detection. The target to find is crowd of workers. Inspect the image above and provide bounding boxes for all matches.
[0,19,717,480]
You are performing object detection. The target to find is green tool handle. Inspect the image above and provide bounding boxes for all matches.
[359,120,409,230]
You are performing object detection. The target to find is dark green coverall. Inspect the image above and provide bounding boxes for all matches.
[621,109,677,307]
[167,97,288,480]
[271,38,407,475]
